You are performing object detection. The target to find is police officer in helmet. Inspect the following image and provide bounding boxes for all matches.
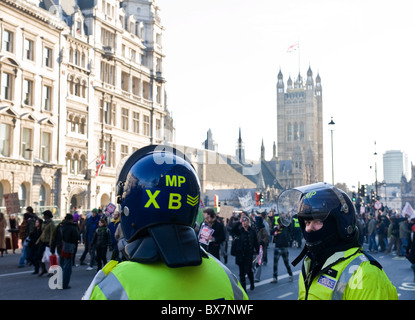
[278,182,398,300]
[83,145,247,300]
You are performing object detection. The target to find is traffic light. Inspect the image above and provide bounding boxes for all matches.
[352,192,356,202]
[255,192,260,206]
[259,193,264,204]
[360,185,366,197]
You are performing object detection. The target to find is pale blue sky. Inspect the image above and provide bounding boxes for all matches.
[156,0,415,189]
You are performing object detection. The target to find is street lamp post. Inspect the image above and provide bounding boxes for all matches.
[328,117,335,185]
[25,148,33,206]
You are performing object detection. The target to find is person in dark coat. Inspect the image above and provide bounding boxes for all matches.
[29,219,43,274]
[271,217,293,283]
[51,214,79,289]
[199,208,226,260]
[91,218,111,272]
[80,209,100,269]
[231,213,259,292]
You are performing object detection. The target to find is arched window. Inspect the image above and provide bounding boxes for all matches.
[39,185,46,207]
[80,117,86,134]
[72,154,79,174]
[66,152,72,173]
[294,123,298,141]
[300,122,305,141]
[18,184,27,208]
[79,155,86,174]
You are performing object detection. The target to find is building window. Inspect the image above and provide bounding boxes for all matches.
[3,30,13,53]
[44,47,53,68]
[156,85,161,104]
[1,72,12,100]
[287,123,292,142]
[100,61,115,85]
[121,144,128,159]
[41,132,51,162]
[0,123,11,157]
[300,122,305,141]
[121,72,129,91]
[143,115,150,136]
[39,185,46,207]
[43,85,52,111]
[132,77,139,96]
[79,155,86,174]
[18,184,27,208]
[294,123,298,141]
[143,81,150,100]
[24,38,34,61]
[21,128,32,159]
[121,107,128,130]
[101,100,115,125]
[133,112,140,134]
[156,119,161,139]
[101,29,115,47]
[23,79,33,106]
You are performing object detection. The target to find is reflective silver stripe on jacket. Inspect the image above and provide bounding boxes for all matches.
[208,253,245,300]
[331,254,367,300]
[97,272,129,300]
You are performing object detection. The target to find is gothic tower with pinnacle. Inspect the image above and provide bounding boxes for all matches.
[276,67,323,188]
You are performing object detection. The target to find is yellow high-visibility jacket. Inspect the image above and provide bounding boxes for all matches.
[83,254,248,300]
[298,247,398,300]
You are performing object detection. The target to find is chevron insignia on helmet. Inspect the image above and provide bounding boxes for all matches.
[187,195,199,206]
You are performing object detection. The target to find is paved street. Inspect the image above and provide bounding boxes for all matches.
[0,242,414,300]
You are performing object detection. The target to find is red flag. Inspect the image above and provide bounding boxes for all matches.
[96,153,106,176]
[287,42,299,53]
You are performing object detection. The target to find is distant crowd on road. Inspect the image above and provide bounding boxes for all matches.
[1,202,415,291]
[355,205,415,279]
[0,205,122,290]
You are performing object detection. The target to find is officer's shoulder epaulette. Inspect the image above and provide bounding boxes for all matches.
[102,260,120,275]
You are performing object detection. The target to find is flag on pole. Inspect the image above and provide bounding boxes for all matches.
[96,152,106,176]
[287,41,299,53]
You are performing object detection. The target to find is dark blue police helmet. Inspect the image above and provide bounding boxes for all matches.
[116,145,201,242]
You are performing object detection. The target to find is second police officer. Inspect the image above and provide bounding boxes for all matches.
[278,182,398,300]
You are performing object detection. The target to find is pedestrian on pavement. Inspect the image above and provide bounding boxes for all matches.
[35,210,55,276]
[83,145,247,300]
[18,213,31,267]
[270,216,293,284]
[377,214,388,252]
[254,215,269,282]
[29,218,43,274]
[50,214,79,289]
[385,215,399,255]
[201,208,226,260]
[80,208,99,270]
[367,215,378,253]
[91,218,111,272]
[108,211,121,260]
[398,217,411,256]
[0,212,7,257]
[8,214,19,253]
[281,182,398,300]
[24,207,37,266]
[231,213,259,292]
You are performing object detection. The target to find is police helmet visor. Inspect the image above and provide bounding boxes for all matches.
[277,189,302,226]
[277,182,347,224]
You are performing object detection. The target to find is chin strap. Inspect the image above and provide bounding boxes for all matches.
[291,245,308,267]
[123,224,204,268]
